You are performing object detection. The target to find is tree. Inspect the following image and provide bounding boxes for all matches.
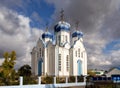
[18,65,33,84]
[87,70,96,76]
[1,51,16,85]
[18,64,32,77]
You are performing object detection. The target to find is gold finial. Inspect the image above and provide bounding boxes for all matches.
[60,9,64,21]
[75,21,79,30]
[46,23,48,32]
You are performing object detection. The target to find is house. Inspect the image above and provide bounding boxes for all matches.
[106,67,120,77]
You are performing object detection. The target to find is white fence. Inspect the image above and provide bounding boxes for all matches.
[0,76,86,88]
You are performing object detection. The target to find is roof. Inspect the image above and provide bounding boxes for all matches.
[42,32,53,39]
[72,31,83,38]
[54,21,71,32]
[116,67,120,70]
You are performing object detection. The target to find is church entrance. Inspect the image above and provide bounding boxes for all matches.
[38,59,43,76]
[77,60,82,76]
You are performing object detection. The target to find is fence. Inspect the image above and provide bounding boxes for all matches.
[0,76,86,88]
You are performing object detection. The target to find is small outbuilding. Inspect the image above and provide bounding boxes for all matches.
[106,67,120,77]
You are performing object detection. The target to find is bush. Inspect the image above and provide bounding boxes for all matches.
[42,76,53,84]
[77,75,84,82]
[68,76,75,83]
[56,77,65,83]
[23,76,37,85]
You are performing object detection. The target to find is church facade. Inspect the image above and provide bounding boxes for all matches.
[31,15,87,76]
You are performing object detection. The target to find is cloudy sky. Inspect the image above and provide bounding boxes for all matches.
[0,0,120,70]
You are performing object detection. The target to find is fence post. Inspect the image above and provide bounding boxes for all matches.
[84,76,86,82]
[66,77,68,84]
[38,76,41,85]
[75,76,77,83]
[54,77,56,84]
[20,76,23,86]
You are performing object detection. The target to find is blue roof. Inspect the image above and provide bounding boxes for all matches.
[42,32,53,39]
[54,21,71,32]
[116,67,120,70]
[72,31,83,38]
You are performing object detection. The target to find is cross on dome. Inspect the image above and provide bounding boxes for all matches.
[75,21,79,30]
[60,9,64,21]
[45,23,48,32]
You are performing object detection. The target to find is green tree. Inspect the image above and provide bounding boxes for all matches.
[18,64,32,77]
[18,65,34,84]
[1,51,16,85]
[87,70,96,76]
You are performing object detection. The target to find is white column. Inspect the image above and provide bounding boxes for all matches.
[38,77,41,85]
[20,76,23,86]
[75,76,77,83]
[66,77,68,83]
[54,77,56,84]
[84,76,86,82]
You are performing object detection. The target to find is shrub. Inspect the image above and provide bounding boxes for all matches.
[56,77,65,83]
[77,75,84,82]
[68,76,75,83]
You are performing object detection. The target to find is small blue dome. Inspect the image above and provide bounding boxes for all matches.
[72,31,83,38]
[54,21,71,32]
[42,32,53,39]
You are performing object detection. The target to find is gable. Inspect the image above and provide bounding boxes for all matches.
[72,39,84,49]
[64,42,70,49]
[37,38,46,48]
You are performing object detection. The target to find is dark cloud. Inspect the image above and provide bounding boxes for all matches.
[47,0,120,36]
[46,0,120,70]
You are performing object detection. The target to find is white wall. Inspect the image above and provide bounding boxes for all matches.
[71,39,87,76]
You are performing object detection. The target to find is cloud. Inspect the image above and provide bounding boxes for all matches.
[45,0,120,70]
[0,7,43,69]
[0,0,120,70]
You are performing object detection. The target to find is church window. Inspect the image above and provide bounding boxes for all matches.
[58,54,61,71]
[78,48,80,57]
[40,48,41,57]
[65,36,67,42]
[75,51,77,57]
[37,52,39,58]
[58,35,61,45]
[66,55,69,71]
[42,49,44,57]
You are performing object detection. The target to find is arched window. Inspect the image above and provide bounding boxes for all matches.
[78,48,80,57]
[40,48,41,57]
[65,35,67,42]
[66,55,69,71]
[58,35,61,45]
[58,54,61,71]
[42,49,44,57]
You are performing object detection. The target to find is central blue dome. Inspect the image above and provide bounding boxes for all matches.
[42,32,53,39]
[54,21,71,32]
[72,31,83,38]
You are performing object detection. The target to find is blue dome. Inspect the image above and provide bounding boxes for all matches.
[54,21,71,32]
[72,31,83,38]
[42,32,53,39]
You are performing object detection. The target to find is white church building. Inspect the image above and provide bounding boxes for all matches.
[31,12,87,76]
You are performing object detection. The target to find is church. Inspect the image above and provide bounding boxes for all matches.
[31,11,87,76]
